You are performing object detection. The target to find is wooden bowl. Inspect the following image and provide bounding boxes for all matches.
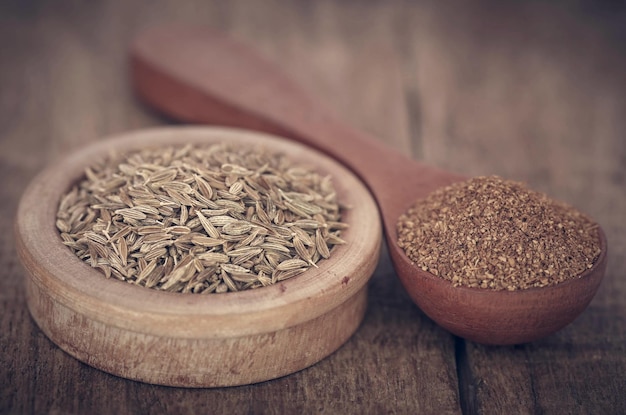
[389,229,608,345]
[15,126,382,387]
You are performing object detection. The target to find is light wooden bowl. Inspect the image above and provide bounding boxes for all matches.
[15,127,382,387]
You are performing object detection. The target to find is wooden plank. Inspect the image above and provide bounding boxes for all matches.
[2,0,625,413]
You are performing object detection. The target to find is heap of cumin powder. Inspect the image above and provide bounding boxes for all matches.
[397,176,601,291]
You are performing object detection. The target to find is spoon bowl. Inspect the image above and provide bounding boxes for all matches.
[390,231,607,345]
[131,25,608,345]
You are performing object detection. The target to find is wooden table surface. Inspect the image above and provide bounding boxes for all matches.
[2,1,625,414]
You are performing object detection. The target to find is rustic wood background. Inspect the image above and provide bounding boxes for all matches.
[1,0,625,413]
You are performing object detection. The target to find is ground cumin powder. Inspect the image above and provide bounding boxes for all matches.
[396,176,601,291]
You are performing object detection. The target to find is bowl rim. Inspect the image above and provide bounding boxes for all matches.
[15,126,382,339]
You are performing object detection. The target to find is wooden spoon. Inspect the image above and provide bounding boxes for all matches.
[130,26,608,345]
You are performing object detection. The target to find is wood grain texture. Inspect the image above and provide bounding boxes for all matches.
[1,0,625,413]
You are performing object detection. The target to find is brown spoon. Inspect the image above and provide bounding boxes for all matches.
[130,25,607,345]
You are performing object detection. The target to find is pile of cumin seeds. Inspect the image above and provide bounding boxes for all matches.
[396,176,601,291]
[56,143,348,294]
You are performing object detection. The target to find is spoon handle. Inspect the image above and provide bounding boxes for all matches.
[131,26,460,231]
